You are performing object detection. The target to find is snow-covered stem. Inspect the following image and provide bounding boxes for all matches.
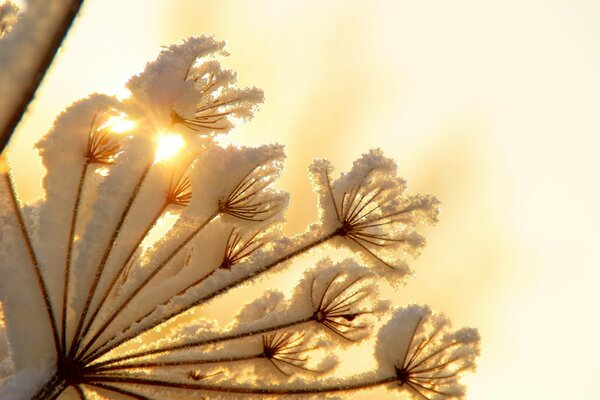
[30,371,69,400]
[89,353,263,373]
[79,169,192,343]
[84,229,339,364]
[61,162,89,357]
[0,35,478,400]
[87,375,400,395]
[76,200,170,353]
[3,167,62,355]
[88,315,314,369]
[0,0,84,153]
[76,213,220,359]
[68,163,153,359]
[83,382,149,400]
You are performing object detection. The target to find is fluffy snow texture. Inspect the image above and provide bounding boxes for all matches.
[0,35,476,399]
[0,0,80,135]
[124,36,264,135]
[375,305,480,399]
[310,149,440,276]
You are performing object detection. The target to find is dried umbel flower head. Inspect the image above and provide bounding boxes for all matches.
[311,151,440,276]
[124,36,263,136]
[376,305,480,400]
[0,35,479,400]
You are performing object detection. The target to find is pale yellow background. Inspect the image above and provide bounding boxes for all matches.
[6,1,600,399]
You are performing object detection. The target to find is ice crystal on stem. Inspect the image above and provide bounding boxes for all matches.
[0,34,479,400]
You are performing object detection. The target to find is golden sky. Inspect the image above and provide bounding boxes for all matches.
[6,1,600,398]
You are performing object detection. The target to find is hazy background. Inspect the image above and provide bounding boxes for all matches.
[6,1,600,398]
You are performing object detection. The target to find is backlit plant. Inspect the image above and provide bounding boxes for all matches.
[0,20,480,400]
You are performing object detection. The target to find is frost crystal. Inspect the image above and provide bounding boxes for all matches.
[0,36,479,399]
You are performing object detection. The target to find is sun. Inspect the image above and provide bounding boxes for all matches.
[155,132,185,162]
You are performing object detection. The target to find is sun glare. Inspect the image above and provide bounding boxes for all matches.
[99,113,136,134]
[155,132,185,162]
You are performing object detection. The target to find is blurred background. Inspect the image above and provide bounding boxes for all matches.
[6,0,600,398]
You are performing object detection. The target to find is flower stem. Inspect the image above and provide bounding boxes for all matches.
[77,213,219,360]
[31,371,69,400]
[68,163,152,359]
[84,230,338,364]
[89,353,262,373]
[87,375,399,395]
[87,315,313,370]
[61,162,89,357]
[3,170,62,355]
[75,200,169,356]
[83,382,149,400]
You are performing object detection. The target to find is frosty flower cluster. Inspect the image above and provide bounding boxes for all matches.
[0,36,480,399]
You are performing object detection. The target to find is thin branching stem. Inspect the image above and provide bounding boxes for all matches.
[69,163,153,359]
[73,384,85,400]
[76,200,170,351]
[3,170,62,355]
[262,331,316,375]
[78,168,192,347]
[85,229,339,365]
[77,213,219,360]
[84,230,263,362]
[84,382,150,400]
[84,228,261,363]
[87,315,314,370]
[89,353,262,373]
[87,375,399,395]
[61,162,89,357]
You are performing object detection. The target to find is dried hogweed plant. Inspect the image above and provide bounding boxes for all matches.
[0,35,480,399]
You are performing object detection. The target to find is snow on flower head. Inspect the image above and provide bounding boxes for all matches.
[376,305,480,400]
[0,28,480,399]
[310,149,440,276]
[124,36,264,136]
[187,143,288,225]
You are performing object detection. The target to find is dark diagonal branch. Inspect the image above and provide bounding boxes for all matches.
[0,0,85,154]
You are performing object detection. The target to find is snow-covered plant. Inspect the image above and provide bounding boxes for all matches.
[0,28,480,400]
